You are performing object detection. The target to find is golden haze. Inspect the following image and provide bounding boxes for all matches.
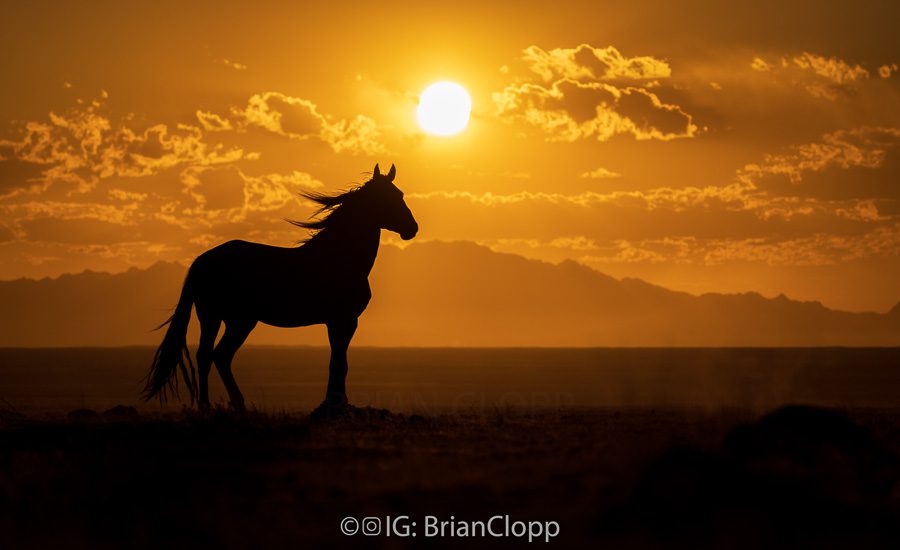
[0,1,899,316]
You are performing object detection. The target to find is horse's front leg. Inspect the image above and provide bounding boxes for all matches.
[324,318,357,407]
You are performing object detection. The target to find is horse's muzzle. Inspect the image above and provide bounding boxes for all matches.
[400,221,418,241]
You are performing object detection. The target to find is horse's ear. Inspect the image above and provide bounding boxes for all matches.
[373,164,381,178]
[387,164,396,181]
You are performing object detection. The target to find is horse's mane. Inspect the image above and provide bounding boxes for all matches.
[288,174,372,235]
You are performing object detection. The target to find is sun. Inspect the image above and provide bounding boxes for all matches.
[416,81,471,136]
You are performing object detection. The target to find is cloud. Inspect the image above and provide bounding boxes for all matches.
[580,167,622,179]
[737,126,900,199]
[0,90,382,266]
[576,223,900,268]
[486,228,900,269]
[320,114,384,155]
[750,57,772,72]
[495,44,697,143]
[196,110,233,132]
[0,165,326,262]
[107,189,148,202]
[222,58,248,71]
[494,236,601,252]
[0,92,334,265]
[0,95,252,196]
[406,125,900,271]
[411,180,767,215]
[494,78,698,142]
[235,92,322,138]
[409,184,796,223]
[791,52,869,85]
[232,91,385,155]
[241,169,323,212]
[750,52,876,100]
[1,200,141,226]
[258,169,323,190]
[522,44,671,82]
[740,128,892,182]
[414,126,898,225]
[701,225,900,266]
[580,238,688,265]
[177,164,323,223]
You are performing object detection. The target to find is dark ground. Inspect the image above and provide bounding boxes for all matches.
[1,405,898,549]
[3,347,900,413]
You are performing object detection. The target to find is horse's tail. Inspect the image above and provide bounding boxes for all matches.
[143,268,197,403]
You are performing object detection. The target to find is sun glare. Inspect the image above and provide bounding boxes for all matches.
[416,81,471,136]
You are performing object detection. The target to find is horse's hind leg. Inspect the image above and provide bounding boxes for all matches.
[196,309,221,411]
[213,319,257,411]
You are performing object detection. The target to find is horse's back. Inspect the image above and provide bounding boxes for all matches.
[198,239,291,263]
[190,240,297,309]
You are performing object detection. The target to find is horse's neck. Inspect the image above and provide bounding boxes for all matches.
[302,222,381,277]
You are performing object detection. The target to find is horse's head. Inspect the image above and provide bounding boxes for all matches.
[364,163,418,240]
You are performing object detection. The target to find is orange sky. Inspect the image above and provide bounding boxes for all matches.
[1,0,899,312]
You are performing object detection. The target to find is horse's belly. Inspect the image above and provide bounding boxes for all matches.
[259,312,323,328]
[245,291,322,327]
[259,295,371,328]
[193,258,371,325]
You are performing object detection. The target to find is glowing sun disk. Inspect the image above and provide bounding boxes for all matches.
[416,81,471,136]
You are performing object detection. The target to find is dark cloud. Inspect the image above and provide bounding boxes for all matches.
[187,166,246,211]
[615,88,697,138]
[0,155,46,195]
[0,224,14,242]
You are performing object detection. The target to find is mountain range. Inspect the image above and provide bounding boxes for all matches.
[1,240,897,346]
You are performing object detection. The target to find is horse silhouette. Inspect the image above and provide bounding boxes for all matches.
[143,163,417,411]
